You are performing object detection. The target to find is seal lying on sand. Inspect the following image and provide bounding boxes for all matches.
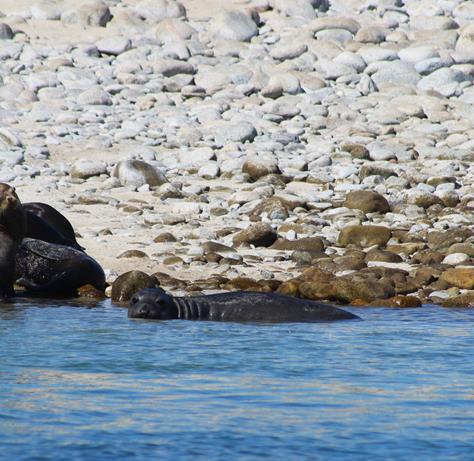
[24,202,83,250]
[16,238,105,296]
[128,287,359,323]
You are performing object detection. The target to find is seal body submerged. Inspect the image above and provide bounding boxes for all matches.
[16,238,105,296]
[128,287,359,323]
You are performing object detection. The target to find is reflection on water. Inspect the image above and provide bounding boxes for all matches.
[1,300,474,460]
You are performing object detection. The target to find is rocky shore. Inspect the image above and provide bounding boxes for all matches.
[1,0,474,307]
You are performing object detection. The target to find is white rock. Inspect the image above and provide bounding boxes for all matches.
[442,253,470,265]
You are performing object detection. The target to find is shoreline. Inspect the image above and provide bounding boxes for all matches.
[1,0,474,307]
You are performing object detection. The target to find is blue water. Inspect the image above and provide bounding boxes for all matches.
[1,299,474,461]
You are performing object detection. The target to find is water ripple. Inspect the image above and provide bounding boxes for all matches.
[1,301,474,460]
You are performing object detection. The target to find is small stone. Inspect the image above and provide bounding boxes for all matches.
[118,250,149,259]
[354,25,387,43]
[153,59,195,76]
[0,23,13,40]
[96,36,131,56]
[270,42,308,61]
[242,156,279,180]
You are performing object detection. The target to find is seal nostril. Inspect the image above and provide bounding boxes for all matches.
[138,304,150,317]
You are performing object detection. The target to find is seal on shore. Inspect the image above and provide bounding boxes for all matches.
[128,287,359,322]
[16,238,106,296]
[0,184,26,298]
[0,226,17,299]
[0,183,26,243]
[24,202,84,250]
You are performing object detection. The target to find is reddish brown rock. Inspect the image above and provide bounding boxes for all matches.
[232,222,277,247]
[111,270,159,303]
[440,267,474,289]
[222,277,281,292]
[337,225,392,248]
[242,158,280,181]
[365,249,403,263]
[366,295,422,308]
[271,236,325,252]
[441,292,474,308]
[427,229,474,251]
[340,143,370,159]
[77,284,106,299]
[343,190,390,214]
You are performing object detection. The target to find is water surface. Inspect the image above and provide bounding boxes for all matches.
[1,300,474,460]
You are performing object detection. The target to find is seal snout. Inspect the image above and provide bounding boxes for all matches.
[136,303,151,318]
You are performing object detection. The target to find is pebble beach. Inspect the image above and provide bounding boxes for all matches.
[1,0,474,307]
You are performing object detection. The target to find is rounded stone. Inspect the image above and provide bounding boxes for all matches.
[343,190,390,214]
[338,225,392,248]
[70,160,108,179]
[232,222,277,248]
[111,270,159,302]
[112,160,168,187]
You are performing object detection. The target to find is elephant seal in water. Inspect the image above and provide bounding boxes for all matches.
[128,287,359,323]
[16,238,105,296]
[23,202,83,250]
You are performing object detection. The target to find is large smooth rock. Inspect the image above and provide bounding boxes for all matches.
[441,268,474,289]
[134,0,186,23]
[70,160,108,179]
[61,1,112,27]
[456,23,474,62]
[77,86,112,106]
[111,271,159,302]
[343,190,390,214]
[210,10,258,42]
[112,160,168,187]
[233,223,277,247]
[338,225,392,248]
[274,0,318,21]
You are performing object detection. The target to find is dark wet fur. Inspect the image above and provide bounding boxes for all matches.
[24,202,83,251]
[0,227,16,299]
[129,288,359,323]
[16,238,105,296]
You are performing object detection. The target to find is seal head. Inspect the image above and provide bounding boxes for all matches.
[0,183,26,243]
[129,287,177,319]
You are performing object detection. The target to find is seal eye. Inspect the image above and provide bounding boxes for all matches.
[131,296,138,304]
